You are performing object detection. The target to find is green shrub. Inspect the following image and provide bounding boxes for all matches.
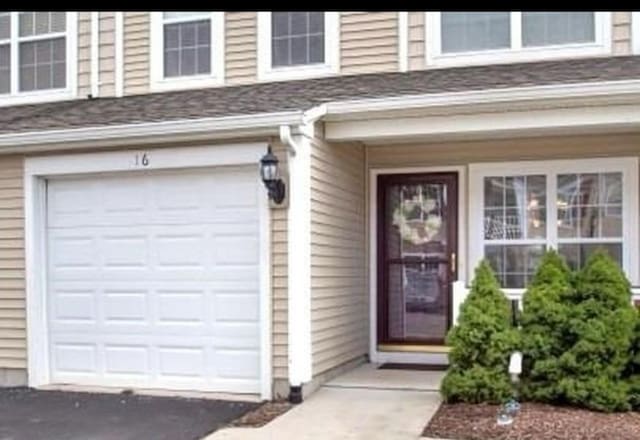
[557,250,636,412]
[520,249,573,402]
[441,260,519,403]
[625,306,640,409]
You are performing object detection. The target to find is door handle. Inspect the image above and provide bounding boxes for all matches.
[450,252,456,274]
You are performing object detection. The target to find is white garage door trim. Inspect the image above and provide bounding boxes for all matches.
[24,142,272,399]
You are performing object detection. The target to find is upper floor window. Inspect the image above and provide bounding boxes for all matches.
[150,12,224,91]
[257,12,339,81]
[0,12,77,106]
[426,12,611,67]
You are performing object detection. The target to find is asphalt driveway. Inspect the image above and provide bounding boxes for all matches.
[0,387,259,440]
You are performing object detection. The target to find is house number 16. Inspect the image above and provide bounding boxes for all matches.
[135,153,150,167]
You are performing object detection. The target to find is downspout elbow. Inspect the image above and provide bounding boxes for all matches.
[279,125,300,156]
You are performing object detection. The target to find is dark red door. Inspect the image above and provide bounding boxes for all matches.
[377,172,458,345]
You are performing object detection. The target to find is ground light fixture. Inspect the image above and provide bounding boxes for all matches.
[260,145,286,204]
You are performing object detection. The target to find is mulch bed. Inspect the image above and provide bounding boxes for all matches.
[225,400,293,428]
[423,402,640,440]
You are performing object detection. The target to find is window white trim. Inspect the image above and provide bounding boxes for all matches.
[469,157,639,291]
[633,12,640,54]
[426,11,612,68]
[150,11,225,92]
[0,12,77,107]
[257,12,339,82]
[24,142,272,399]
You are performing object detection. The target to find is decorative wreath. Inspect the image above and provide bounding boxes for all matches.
[392,196,442,245]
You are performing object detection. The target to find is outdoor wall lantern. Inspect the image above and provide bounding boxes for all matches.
[260,146,286,204]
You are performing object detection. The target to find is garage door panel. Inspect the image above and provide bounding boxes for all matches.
[46,167,262,393]
[103,345,150,375]
[52,343,98,373]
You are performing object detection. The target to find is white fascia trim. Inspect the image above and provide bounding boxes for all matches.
[633,12,640,55]
[257,12,340,82]
[0,111,304,152]
[149,12,225,92]
[398,12,409,72]
[323,79,640,118]
[115,12,124,97]
[283,123,313,387]
[91,12,100,97]
[426,12,612,68]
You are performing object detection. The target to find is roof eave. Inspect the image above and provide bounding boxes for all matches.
[0,110,304,154]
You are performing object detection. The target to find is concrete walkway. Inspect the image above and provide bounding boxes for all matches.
[206,364,443,440]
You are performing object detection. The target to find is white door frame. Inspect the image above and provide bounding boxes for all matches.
[368,165,466,364]
[24,142,273,399]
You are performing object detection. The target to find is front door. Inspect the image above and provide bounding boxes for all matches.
[377,172,458,346]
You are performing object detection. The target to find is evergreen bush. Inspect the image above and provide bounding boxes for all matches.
[441,260,519,403]
[520,249,573,402]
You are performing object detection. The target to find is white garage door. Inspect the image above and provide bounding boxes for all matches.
[45,166,262,394]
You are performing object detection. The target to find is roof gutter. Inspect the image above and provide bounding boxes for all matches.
[0,110,304,154]
[323,79,640,119]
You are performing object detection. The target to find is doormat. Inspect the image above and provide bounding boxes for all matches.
[378,363,448,371]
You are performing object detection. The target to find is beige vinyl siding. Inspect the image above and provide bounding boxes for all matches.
[310,134,367,377]
[226,12,257,85]
[123,12,150,95]
[408,12,426,71]
[613,12,632,55]
[340,12,399,75]
[0,156,26,371]
[366,134,640,169]
[77,12,92,98]
[270,140,289,381]
[98,12,116,97]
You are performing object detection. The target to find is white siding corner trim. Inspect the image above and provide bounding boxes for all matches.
[149,12,225,91]
[425,11,612,68]
[284,125,313,386]
[398,12,408,72]
[257,12,340,82]
[633,12,640,54]
[24,143,272,399]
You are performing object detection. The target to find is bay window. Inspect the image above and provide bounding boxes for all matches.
[427,12,611,67]
[470,158,638,289]
[150,12,224,91]
[0,12,76,105]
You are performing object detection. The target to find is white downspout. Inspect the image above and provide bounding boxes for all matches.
[280,123,312,402]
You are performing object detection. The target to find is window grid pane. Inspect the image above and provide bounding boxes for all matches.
[523,12,595,47]
[0,13,10,40]
[163,20,211,78]
[19,12,65,37]
[485,244,545,288]
[557,172,622,240]
[484,175,546,241]
[0,44,9,93]
[19,37,66,91]
[441,12,510,53]
[271,12,325,67]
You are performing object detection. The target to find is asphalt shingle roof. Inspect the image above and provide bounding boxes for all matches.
[1,55,640,135]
